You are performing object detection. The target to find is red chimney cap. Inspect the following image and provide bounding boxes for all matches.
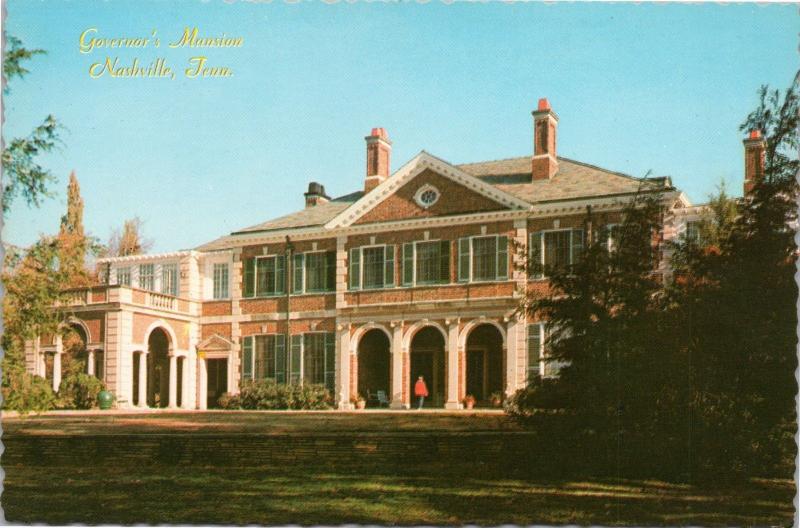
[749,129,762,139]
[370,127,388,139]
[537,98,551,111]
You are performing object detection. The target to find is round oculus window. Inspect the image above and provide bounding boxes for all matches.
[415,186,440,208]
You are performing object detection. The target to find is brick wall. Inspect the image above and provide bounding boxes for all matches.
[354,169,506,225]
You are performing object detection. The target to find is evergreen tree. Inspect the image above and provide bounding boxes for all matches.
[57,172,90,287]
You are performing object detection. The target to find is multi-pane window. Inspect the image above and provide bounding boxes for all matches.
[685,221,700,242]
[457,235,509,282]
[529,229,584,279]
[348,245,395,290]
[213,263,229,299]
[292,251,335,294]
[116,266,131,286]
[242,335,287,383]
[161,263,179,296]
[139,264,155,291]
[402,240,450,286]
[244,333,334,391]
[290,333,336,390]
[527,323,545,381]
[243,255,286,297]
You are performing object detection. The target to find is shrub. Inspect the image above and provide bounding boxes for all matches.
[56,373,104,409]
[227,380,332,410]
[1,365,57,414]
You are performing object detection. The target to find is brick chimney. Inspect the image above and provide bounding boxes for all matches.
[531,98,559,180]
[743,129,766,196]
[365,127,391,193]
[304,181,330,208]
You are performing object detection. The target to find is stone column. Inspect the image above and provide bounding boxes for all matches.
[198,355,208,411]
[87,350,96,376]
[181,357,191,409]
[505,319,519,397]
[168,354,178,408]
[445,321,461,409]
[138,352,148,408]
[53,335,63,392]
[337,325,352,410]
[390,323,405,409]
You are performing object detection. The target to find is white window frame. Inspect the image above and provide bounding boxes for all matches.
[116,266,131,287]
[254,254,284,297]
[349,244,395,291]
[413,184,441,209]
[294,250,335,294]
[529,228,583,280]
[212,262,230,300]
[405,239,449,287]
[161,262,179,297]
[460,234,508,283]
[138,263,155,291]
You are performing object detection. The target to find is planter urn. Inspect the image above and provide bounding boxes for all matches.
[98,390,114,410]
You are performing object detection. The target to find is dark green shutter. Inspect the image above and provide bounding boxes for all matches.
[497,236,508,280]
[349,248,360,290]
[293,253,304,294]
[458,238,470,282]
[324,332,335,391]
[275,255,286,294]
[529,232,543,279]
[439,240,451,283]
[384,245,395,287]
[275,334,286,384]
[243,258,255,297]
[290,335,302,384]
[402,243,414,286]
[326,252,336,291]
[242,335,253,381]
[571,229,584,266]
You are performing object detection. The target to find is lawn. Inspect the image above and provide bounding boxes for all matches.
[2,412,795,525]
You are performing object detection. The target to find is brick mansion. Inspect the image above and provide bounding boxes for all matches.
[24,99,765,410]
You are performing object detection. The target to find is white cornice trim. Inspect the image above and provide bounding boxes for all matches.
[324,151,532,229]
[97,250,197,264]
[190,191,683,250]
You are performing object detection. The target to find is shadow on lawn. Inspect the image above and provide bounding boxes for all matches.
[3,464,794,525]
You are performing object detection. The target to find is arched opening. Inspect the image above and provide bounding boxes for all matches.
[147,328,171,408]
[410,326,446,408]
[357,329,391,407]
[62,324,88,378]
[465,324,504,405]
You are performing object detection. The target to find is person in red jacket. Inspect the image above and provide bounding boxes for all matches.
[414,375,429,410]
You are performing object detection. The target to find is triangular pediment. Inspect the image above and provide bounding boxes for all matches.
[325,152,531,229]
[197,334,234,352]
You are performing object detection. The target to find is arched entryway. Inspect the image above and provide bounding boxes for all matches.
[357,329,391,407]
[62,324,88,378]
[410,326,446,408]
[147,328,171,408]
[465,324,504,406]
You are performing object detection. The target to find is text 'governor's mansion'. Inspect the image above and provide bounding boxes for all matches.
[25,98,766,410]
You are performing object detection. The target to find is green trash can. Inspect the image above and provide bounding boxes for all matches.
[98,390,114,410]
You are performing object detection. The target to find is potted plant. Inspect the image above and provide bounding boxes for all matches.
[354,395,366,410]
[463,394,476,410]
[490,392,502,408]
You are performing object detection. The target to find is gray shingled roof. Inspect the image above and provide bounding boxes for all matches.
[196,155,670,251]
[458,156,668,203]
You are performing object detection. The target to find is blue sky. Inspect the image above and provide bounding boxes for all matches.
[4,1,797,253]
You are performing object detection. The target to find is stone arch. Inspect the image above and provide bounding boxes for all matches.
[62,317,92,344]
[143,319,178,355]
[407,323,447,408]
[464,323,505,405]
[459,318,507,351]
[402,320,448,352]
[356,328,392,406]
[350,323,392,354]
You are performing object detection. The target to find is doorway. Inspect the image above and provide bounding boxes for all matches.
[409,326,446,408]
[206,359,228,409]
